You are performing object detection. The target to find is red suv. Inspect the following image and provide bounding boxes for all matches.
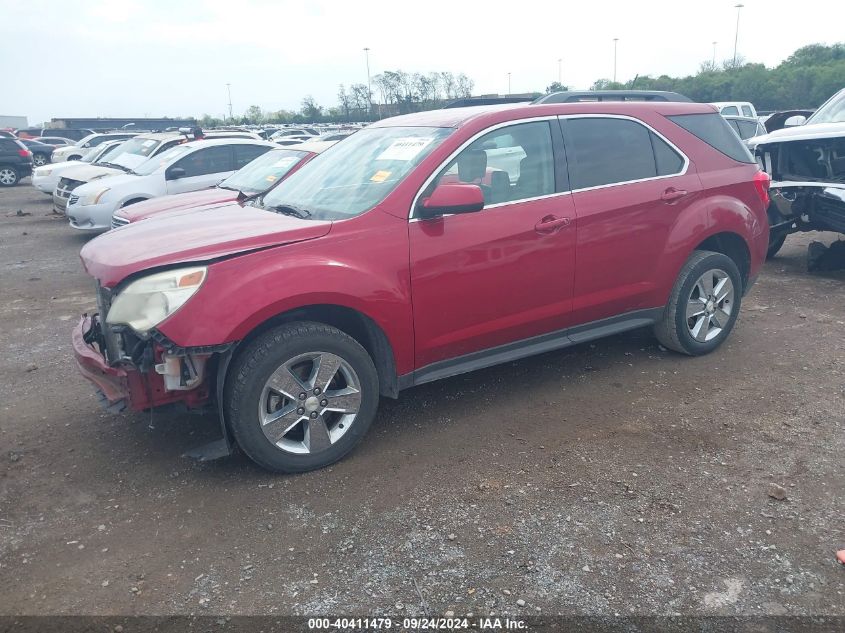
[74,102,771,472]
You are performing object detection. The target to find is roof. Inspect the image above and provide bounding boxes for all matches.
[291,140,338,154]
[177,137,276,150]
[535,90,692,104]
[370,101,718,130]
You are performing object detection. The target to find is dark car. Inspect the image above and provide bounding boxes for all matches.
[15,127,95,141]
[19,139,56,167]
[0,137,34,186]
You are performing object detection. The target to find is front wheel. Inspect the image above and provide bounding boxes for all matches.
[225,322,379,473]
[654,250,742,356]
[0,166,19,186]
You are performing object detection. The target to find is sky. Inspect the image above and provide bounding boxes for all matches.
[1,0,843,125]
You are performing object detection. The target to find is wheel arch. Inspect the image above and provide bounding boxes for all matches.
[693,231,751,292]
[229,303,399,399]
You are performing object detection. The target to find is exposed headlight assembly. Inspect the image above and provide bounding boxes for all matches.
[106,266,207,336]
[77,187,111,206]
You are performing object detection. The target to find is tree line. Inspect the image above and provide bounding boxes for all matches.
[199,43,845,126]
[590,43,845,111]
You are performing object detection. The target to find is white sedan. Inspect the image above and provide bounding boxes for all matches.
[65,138,276,231]
[30,140,128,194]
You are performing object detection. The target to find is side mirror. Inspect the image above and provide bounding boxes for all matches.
[784,115,807,127]
[418,183,484,219]
[167,166,187,180]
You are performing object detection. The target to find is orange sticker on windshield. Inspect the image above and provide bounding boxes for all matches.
[265,175,277,182]
[371,170,391,183]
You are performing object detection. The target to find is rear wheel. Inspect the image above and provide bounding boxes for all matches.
[225,322,379,473]
[654,250,742,356]
[32,153,48,167]
[0,166,19,186]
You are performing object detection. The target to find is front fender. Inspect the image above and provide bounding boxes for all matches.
[157,218,415,373]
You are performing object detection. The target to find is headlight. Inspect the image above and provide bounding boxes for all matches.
[106,266,207,335]
[37,168,52,176]
[78,187,111,206]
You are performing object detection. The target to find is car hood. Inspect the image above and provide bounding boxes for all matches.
[750,121,845,147]
[59,163,125,183]
[80,201,333,287]
[114,188,235,222]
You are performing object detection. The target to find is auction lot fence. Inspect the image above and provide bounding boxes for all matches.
[0,616,844,632]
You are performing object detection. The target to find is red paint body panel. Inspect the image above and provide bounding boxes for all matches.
[75,101,769,412]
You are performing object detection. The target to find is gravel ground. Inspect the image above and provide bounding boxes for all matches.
[0,183,843,617]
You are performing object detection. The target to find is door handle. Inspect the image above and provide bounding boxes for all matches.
[534,215,571,234]
[661,187,688,203]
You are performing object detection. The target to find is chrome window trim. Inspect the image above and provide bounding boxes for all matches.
[408,113,690,220]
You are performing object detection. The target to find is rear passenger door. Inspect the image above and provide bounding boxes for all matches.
[560,116,701,325]
[165,145,235,194]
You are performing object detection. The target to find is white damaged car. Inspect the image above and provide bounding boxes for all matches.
[749,87,845,257]
[31,139,128,195]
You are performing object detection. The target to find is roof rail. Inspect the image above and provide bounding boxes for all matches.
[533,90,692,104]
[443,96,533,109]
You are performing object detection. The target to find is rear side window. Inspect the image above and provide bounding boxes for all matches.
[741,105,753,117]
[562,117,683,189]
[0,139,20,151]
[668,113,755,163]
[234,144,271,168]
[721,106,739,115]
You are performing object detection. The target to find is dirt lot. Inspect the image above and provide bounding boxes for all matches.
[0,183,843,617]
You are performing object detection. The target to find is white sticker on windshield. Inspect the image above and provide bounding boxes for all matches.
[142,140,156,147]
[376,137,433,161]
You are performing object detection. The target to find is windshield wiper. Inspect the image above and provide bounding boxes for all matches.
[97,161,131,172]
[267,204,311,219]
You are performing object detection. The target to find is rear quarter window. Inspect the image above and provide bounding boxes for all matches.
[668,113,755,163]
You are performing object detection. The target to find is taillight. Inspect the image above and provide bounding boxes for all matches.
[753,170,770,207]
[18,149,32,158]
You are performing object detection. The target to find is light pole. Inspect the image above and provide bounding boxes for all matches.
[363,47,372,116]
[712,41,717,66]
[613,38,619,83]
[225,83,233,121]
[507,72,511,95]
[558,58,562,85]
[733,4,744,66]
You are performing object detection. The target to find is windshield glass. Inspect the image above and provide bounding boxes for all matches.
[94,141,130,164]
[76,134,96,147]
[806,89,845,125]
[131,145,193,176]
[220,148,307,194]
[80,146,101,163]
[261,126,452,220]
[109,137,167,168]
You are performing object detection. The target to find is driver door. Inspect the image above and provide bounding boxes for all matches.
[408,120,577,370]
[165,145,235,194]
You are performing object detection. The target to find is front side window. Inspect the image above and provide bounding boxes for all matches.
[427,121,556,206]
[721,106,739,116]
[806,89,845,124]
[170,145,233,178]
[132,145,193,175]
[261,126,452,220]
[563,117,681,189]
[741,105,753,117]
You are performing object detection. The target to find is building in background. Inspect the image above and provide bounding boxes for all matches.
[0,115,28,129]
[49,117,197,131]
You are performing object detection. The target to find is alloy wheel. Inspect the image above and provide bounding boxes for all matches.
[686,268,734,342]
[33,155,47,167]
[258,351,362,454]
[0,168,17,185]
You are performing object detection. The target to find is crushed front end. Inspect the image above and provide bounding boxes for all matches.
[73,276,226,415]
[755,135,845,237]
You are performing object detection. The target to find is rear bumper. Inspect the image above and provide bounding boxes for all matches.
[72,315,130,406]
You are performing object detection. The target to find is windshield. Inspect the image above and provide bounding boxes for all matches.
[76,134,97,147]
[109,137,167,168]
[94,141,130,164]
[131,144,192,176]
[261,126,452,220]
[806,89,845,125]
[220,148,307,194]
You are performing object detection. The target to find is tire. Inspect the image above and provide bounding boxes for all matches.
[32,153,48,167]
[225,321,379,473]
[654,250,743,356]
[0,166,19,187]
[67,155,82,161]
